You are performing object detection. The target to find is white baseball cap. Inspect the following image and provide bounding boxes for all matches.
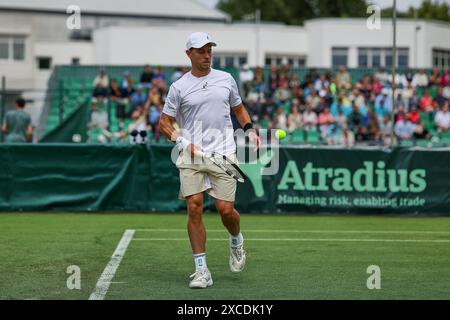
[186,32,217,50]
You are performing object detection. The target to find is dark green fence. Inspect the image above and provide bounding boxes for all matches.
[1,144,449,214]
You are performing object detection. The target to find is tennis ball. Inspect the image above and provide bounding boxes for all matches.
[275,129,286,140]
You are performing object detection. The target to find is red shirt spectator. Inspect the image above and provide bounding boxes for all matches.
[407,107,421,124]
[420,91,433,112]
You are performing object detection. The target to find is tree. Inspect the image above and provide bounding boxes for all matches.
[407,0,450,22]
[217,0,368,25]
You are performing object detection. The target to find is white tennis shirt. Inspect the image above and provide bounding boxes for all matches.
[163,68,242,156]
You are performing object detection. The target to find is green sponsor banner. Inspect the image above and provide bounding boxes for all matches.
[235,146,450,214]
[0,144,449,214]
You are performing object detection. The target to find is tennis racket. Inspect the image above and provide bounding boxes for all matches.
[199,151,248,183]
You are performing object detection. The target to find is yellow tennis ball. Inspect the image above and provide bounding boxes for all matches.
[275,129,286,140]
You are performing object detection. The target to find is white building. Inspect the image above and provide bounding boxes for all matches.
[1,0,450,125]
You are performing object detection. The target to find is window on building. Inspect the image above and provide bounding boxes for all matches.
[265,54,307,68]
[358,48,368,67]
[37,57,52,70]
[432,49,450,69]
[0,35,26,61]
[72,57,80,65]
[357,47,409,68]
[332,48,348,67]
[212,53,247,69]
[398,48,409,67]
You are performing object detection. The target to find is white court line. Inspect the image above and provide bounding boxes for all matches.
[135,229,450,235]
[89,229,135,300]
[132,238,450,243]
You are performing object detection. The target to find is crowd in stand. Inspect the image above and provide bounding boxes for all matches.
[90,65,189,144]
[88,64,450,146]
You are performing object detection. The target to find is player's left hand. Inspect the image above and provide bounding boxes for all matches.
[248,130,261,152]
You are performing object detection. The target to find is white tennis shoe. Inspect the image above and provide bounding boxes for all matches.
[189,268,213,289]
[229,241,246,273]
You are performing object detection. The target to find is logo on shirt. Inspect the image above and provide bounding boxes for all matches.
[203,82,208,89]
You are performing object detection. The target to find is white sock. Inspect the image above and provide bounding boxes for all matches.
[230,232,243,248]
[193,253,207,271]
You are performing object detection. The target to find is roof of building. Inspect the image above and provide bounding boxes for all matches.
[0,0,229,22]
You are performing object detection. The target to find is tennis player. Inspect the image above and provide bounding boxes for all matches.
[159,32,260,289]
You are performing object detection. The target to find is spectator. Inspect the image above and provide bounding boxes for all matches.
[374,67,390,88]
[287,103,302,134]
[273,107,288,131]
[420,89,434,113]
[435,101,450,133]
[130,85,148,110]
[303,103,318,132]
[239,64,254,98]
[2,97,33,143]
[434,87,448,109]
[407,105,430,140]
[379,114,393,146]
[88,98,108,129]
[318,107,334,139]
[428,67,441,86]
[140,64,154,88]
[252,66,266,95]
[93,69,110,99]
[335,65,351,91]
[412,69,429,89]
[394,117,415,141]
[440,67,450,87]
[120,71,131,89]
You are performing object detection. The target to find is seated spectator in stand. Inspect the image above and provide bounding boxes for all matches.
[306,89,321,110]
[118,79,136,122]
[88,98,111,142]
[444,82,450,100]
[273,107,288,131]
[435,101,450,134]
[394,116,415,141]
[400,68,414,88]
[130,85,148,110]
[146,103,163,142]
[394,106,406,124]
[93,69,110,99]
[428,67,441,86]
[434,86,448,109]
[273,82,291,107]
[402,83,415,111]
[441,67,450,87]
[379,114,393,146]
[330,95,352,116]
[303,103,318,132]
[334,107,347,131]
[412,69,429,89]
[239,64,254,98]
[153,66,166,85]
[318,107,334,139]
[374,98,389,124]
[364,108,381,142]
[120,71,131,89]
[407,105,430,140]
[420,89,434,113]
[374,67,390,88]
[375,89,393,114]
[140,64,154,89]
[335,65,351,91]
[2,97,33,143]
[348,103,363,135]
[252,66,266,95]
[287,103,302,136]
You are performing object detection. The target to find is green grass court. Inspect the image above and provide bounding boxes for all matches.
[1,213,449,300]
